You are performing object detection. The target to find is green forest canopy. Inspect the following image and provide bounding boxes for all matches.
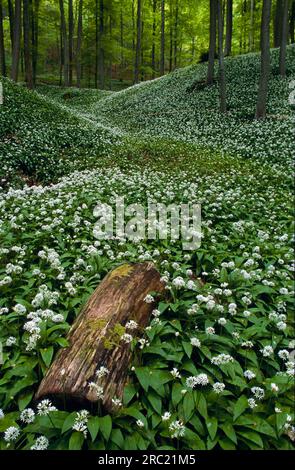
[1,0,294,89]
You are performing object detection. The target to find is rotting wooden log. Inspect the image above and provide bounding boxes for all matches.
[35,262,165,412]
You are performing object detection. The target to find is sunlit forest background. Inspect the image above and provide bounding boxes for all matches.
[1,0,294,89]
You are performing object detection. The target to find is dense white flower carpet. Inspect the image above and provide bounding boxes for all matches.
[0,46,294,450]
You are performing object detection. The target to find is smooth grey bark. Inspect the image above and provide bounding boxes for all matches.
[279,0,289,77]
[290,0,295,43]
[11,0,22,82]
[274,0,283,47]
[0,0,6,76]
[95,0,98,87]
[174,0,179,69]
[290,0,295,44]
[217,0,226,112]
[59,0,69,86]
[32,0,41,86]
[8,0,14,49]
[76,0,83,88]
[152,0,157,78]
[68,0,74,85]
[256,0,272,119]
[23,0,34,88]
[134,0,141,83]
[224,0,233,56]
[99,0,104,89]
[160,0,165,75]
[249,0,255,51]
[207,0,217,85]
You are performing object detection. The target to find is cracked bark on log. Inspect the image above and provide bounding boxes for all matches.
[35,262,165,411]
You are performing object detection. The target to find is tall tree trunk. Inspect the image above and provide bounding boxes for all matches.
[76,0,83,88]
[11,0,22,82]
[32,0,40,86]
[291,0,295,43]
[0,0,6,76]
[120,5,123,81]
[224,0,233,56]
[23,0,34,88]
[279,0,289,77]
[59,0,69,86]
[217,0,226,112]
[68,0,74,86]
[108,3,112,89]
[256,0,272,119]
[207,0,217,85]
[249,0,255,51]
[169,0,173,72]
[160,0,165,75]
[99,0,104,89]
[274,0,283,47]
[95,0,98,87]
[151,0,157,78]
[174,0,178,69]
[134,0,141,83]
[8,0,14,49]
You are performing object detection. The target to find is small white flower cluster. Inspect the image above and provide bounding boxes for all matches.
[72,410,89,437]
[251,386,265,400]
[4,426,20,443]
[37,399,57,416]
[211,354,234,365]
[212,382,225,394]
[186,373,209,389]
[31,435,49,450]
[20,408,35,424]
[169,420,186,439]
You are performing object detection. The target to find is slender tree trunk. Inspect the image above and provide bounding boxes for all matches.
[132,0,135,54]
[95,0,98,87]
[291,0,295,43]
[141,19,144,81]
[279,0,289,77]
[152,0,157,78]
[68,0,73,86]
[108,3,112,89]
[249,0,255,51]
[207,0,217,85]
[160,0,165,75]
[23,0,34,88]
[174,0,178,69]
[224,0,233,56]
[120,5,123,81]
[32,0,40,86]
[169,0,173,72]
[274,0,283,47]
[11,0,22,82]
[99,0,104,89]
[256,0,272,119]
[134,0,141,83]
[217,0,226,112]
[59,0,69,86]
[59,19,63,86]
[8,0,14,49]
[76,0,83,88]
[0,0,6,76]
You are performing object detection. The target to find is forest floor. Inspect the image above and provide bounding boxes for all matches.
[0,46,294,450]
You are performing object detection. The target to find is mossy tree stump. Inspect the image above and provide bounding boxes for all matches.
[35,262,165,411]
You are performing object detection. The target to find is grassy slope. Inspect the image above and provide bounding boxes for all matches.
[94,46,294,166]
